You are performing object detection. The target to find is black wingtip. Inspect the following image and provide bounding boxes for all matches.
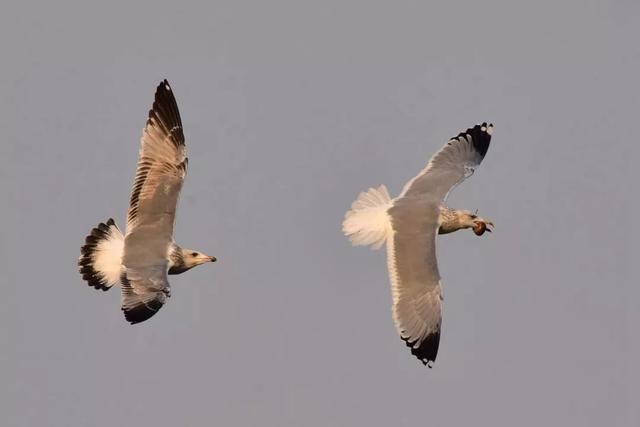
[155,80,173,99]
[462,122,493,158]
[149,79,183,129]
[120,274,165,325]
[402,331,441,367]
[122,305,161,325]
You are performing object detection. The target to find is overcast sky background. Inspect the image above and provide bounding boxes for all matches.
[1,1,637,426]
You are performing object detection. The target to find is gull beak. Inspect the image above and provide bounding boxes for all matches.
[209,256,217,262]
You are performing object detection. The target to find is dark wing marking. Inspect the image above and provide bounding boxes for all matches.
[399,123,493,200]
[387,198,443,367]
[126,80,187,235]
[120,265,170,325]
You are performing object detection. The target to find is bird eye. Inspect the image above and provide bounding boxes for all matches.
[191,252,198,257]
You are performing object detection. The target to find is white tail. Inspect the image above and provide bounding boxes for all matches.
[78,218,125,291]
[342,185,392,249]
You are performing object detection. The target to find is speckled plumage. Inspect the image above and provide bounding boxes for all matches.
[168,245,187,275]
[438,205,466,234]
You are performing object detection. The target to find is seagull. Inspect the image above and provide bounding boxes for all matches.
[342,123,494,367]
[78,80,216,324]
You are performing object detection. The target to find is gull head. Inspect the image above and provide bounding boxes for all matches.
[183,249,217,268]
[169,248,216,274]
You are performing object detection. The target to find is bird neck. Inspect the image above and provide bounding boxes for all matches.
[167,244,188,275]
[438,206,469,235]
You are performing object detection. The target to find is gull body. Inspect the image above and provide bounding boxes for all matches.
[342,123,494,367]
[78,80,216,324]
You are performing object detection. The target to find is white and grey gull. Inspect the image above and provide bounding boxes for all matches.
[79,80,216,324]
[342,123,494,367]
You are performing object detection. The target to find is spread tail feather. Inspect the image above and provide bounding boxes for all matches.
[78,218,124,291]
[342,185,392,249]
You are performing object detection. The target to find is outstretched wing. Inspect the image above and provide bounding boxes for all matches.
[126,80,187,237]
[399,123,492,201]
[386,123,493,366]
[121,265,170,324]
[387,198,442,366]
[120,80,186,324]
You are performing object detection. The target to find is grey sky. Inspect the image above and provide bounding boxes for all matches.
[1,1,637,426]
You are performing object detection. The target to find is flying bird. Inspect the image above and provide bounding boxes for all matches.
[342,123,494,367]
[78,80,216,324]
